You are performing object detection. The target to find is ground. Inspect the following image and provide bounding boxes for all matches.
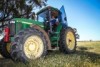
[0,41,100,67]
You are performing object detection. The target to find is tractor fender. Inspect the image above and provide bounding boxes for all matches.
[30,25,52,50]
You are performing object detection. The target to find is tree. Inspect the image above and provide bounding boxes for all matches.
[0,0,47,19]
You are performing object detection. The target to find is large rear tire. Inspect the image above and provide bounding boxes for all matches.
[59,27,76,53]
[0,41,11,58]
[10,28,47,63]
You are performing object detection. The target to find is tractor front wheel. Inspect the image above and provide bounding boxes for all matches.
[10,28,47,63]
[59,27,76,53]
[0,41,11,58]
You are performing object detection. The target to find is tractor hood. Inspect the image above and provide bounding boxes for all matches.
[13,18,44,28]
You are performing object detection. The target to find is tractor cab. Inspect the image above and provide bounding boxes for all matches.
[37,6,62,33]
[37,6,63,47]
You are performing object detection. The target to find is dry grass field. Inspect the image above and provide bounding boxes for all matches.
[0,41,100,67]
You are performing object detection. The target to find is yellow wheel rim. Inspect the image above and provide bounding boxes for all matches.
[6,43,11,53]
[24,35,44,59]
[66,31,75,50]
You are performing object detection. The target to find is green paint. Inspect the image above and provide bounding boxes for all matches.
[13,18,44,33]
[14,18,44,27]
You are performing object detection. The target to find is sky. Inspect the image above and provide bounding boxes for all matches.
[45,0,100,41]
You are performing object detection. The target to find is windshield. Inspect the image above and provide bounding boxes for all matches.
[37,10,49,22]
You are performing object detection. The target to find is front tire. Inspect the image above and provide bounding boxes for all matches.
[59,27,76,53]
[10,28,47,63]
[0,41,11,58]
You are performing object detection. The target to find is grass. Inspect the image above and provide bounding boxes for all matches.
[0,41,100,67]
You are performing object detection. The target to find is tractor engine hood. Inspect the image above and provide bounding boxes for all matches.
[13,18,44,28]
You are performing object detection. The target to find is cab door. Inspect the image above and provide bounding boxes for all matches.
[60,6,68,28]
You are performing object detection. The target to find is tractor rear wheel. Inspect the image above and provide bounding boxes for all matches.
[0,41,11,58]
[10,28,47,63]
[59,27,76,53]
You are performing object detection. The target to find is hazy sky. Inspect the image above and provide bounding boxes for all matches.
[46,0,100,41]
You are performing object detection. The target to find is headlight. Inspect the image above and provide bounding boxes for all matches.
[0,11,5,20]
[10,20,15,23]
[0,30,5,41]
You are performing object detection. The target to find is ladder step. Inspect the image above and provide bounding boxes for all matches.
[52,42,58,45]
[53,32,59,34]
[51,37,58,41]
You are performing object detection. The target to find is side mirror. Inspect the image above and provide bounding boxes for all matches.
[0,11,5,20]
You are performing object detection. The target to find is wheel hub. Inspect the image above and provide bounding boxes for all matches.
[29,44,35,51]
[24,35,44,59]
[66,31,75,50]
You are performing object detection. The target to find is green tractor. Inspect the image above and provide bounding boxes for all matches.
[0,6,79,63]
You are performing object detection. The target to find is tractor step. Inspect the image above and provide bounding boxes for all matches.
[51,37,58,41]
[52,32,59,34]
[52,42,58,45]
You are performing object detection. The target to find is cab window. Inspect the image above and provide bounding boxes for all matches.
[37,10,48,22]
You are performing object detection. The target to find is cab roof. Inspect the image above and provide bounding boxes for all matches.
[37,6,60,15]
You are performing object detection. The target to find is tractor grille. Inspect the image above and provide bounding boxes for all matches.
[15,22,22,33]
[10,23,15,36]
[10,22,23,36]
